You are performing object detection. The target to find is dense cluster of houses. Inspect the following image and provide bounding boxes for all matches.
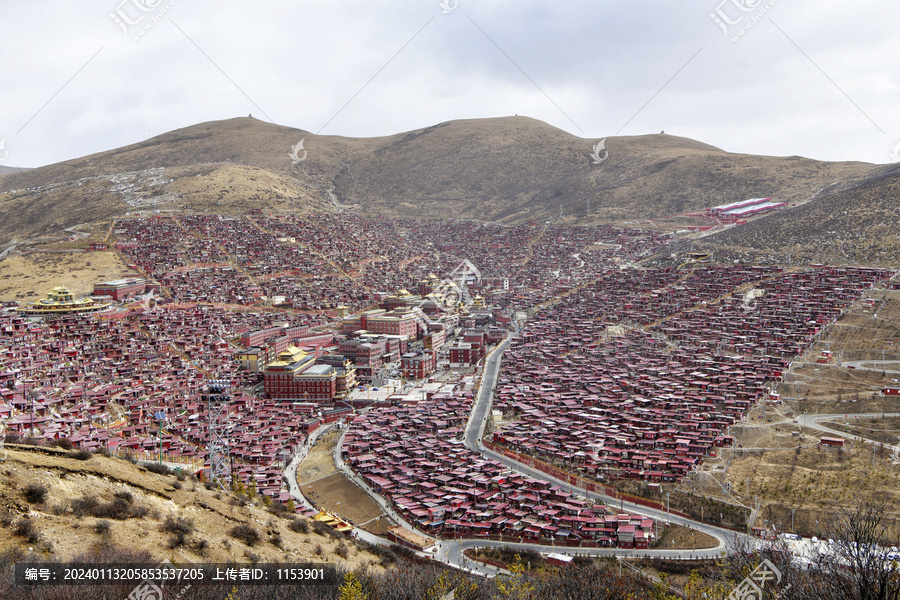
[491,265,895,482]
[0,306,318,498]
[343,393,656,548]
[111,214,672,316]
[4,209,891,525]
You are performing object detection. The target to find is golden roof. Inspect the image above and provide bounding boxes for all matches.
[267,345,308,367]
[17,286,110,315]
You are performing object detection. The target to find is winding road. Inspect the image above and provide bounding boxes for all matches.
[842,360,900,375]
[325,333,759,577]
[794,412,900,449]
[463,336,748,558]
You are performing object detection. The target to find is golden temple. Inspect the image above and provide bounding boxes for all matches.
[16,286,111,317]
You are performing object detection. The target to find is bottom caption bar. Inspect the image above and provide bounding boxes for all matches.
[15,563,337,586]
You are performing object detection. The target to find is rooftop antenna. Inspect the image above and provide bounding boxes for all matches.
[205,379,232,491]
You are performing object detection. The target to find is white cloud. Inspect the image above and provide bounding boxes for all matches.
[0,0,898,167]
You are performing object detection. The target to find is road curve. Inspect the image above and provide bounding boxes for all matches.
[283,423,337,512]
[328,333,759,578]
[464,334,751,555]
[795,412,900,449]
[842,360,900,375]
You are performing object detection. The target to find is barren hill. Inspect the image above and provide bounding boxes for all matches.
[697,163,900,266]
[0,444,385,569]
[0,115,895,248]
[0,166,29,176]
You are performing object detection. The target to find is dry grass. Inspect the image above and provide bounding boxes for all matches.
[688,284,900,539]
[296,432,341,485]
[819,416,900,445]
[0,445,385,571]
[167,164,330,215]
[653,524,719,551]
[0,250,137,302]
[723,434,900,536]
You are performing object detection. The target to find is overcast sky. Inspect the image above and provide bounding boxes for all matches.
[1,0,898,169]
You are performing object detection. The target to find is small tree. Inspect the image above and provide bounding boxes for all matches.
[494,555,534,599]
[224,587,242,600]
[338,572,369,600]
[426,572,479,600]
[682,570,730,600]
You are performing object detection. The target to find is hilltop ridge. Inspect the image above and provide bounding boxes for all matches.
[0,115,897,258]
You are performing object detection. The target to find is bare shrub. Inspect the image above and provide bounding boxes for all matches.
[288,518,309,534]
[94,520,111,536]
[71,449,93,461]
[160,515,194,536]
[71,494,148,520]
[92,497,136,520]
[192,538,209,557]
[71,495,99,518]
[335,542,349,559]
[312,520,342,539]
[13,519,40,544]
[113,490,133,504]
[144,462,170,475]
[23,483,48,504]
[229,524,260,547]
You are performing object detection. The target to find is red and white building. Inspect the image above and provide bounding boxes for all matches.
[263,346,337,402]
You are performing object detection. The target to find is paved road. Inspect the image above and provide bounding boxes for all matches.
[326,333,763,579]
[843,360,900,375]
[795,412,900,447]
[283,423,337,512]
[463,337,513,452]
[464,334,750,557]
[443,537,726,567]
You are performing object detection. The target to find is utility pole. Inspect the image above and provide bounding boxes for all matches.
[154,411,166,464]
[28,383,34,436]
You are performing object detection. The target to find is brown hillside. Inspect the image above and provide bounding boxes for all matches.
[0,115,893,248]
[697,165,900,266]
[0,444,385,569]
[0,161,329,246]
[328,117,881,224]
